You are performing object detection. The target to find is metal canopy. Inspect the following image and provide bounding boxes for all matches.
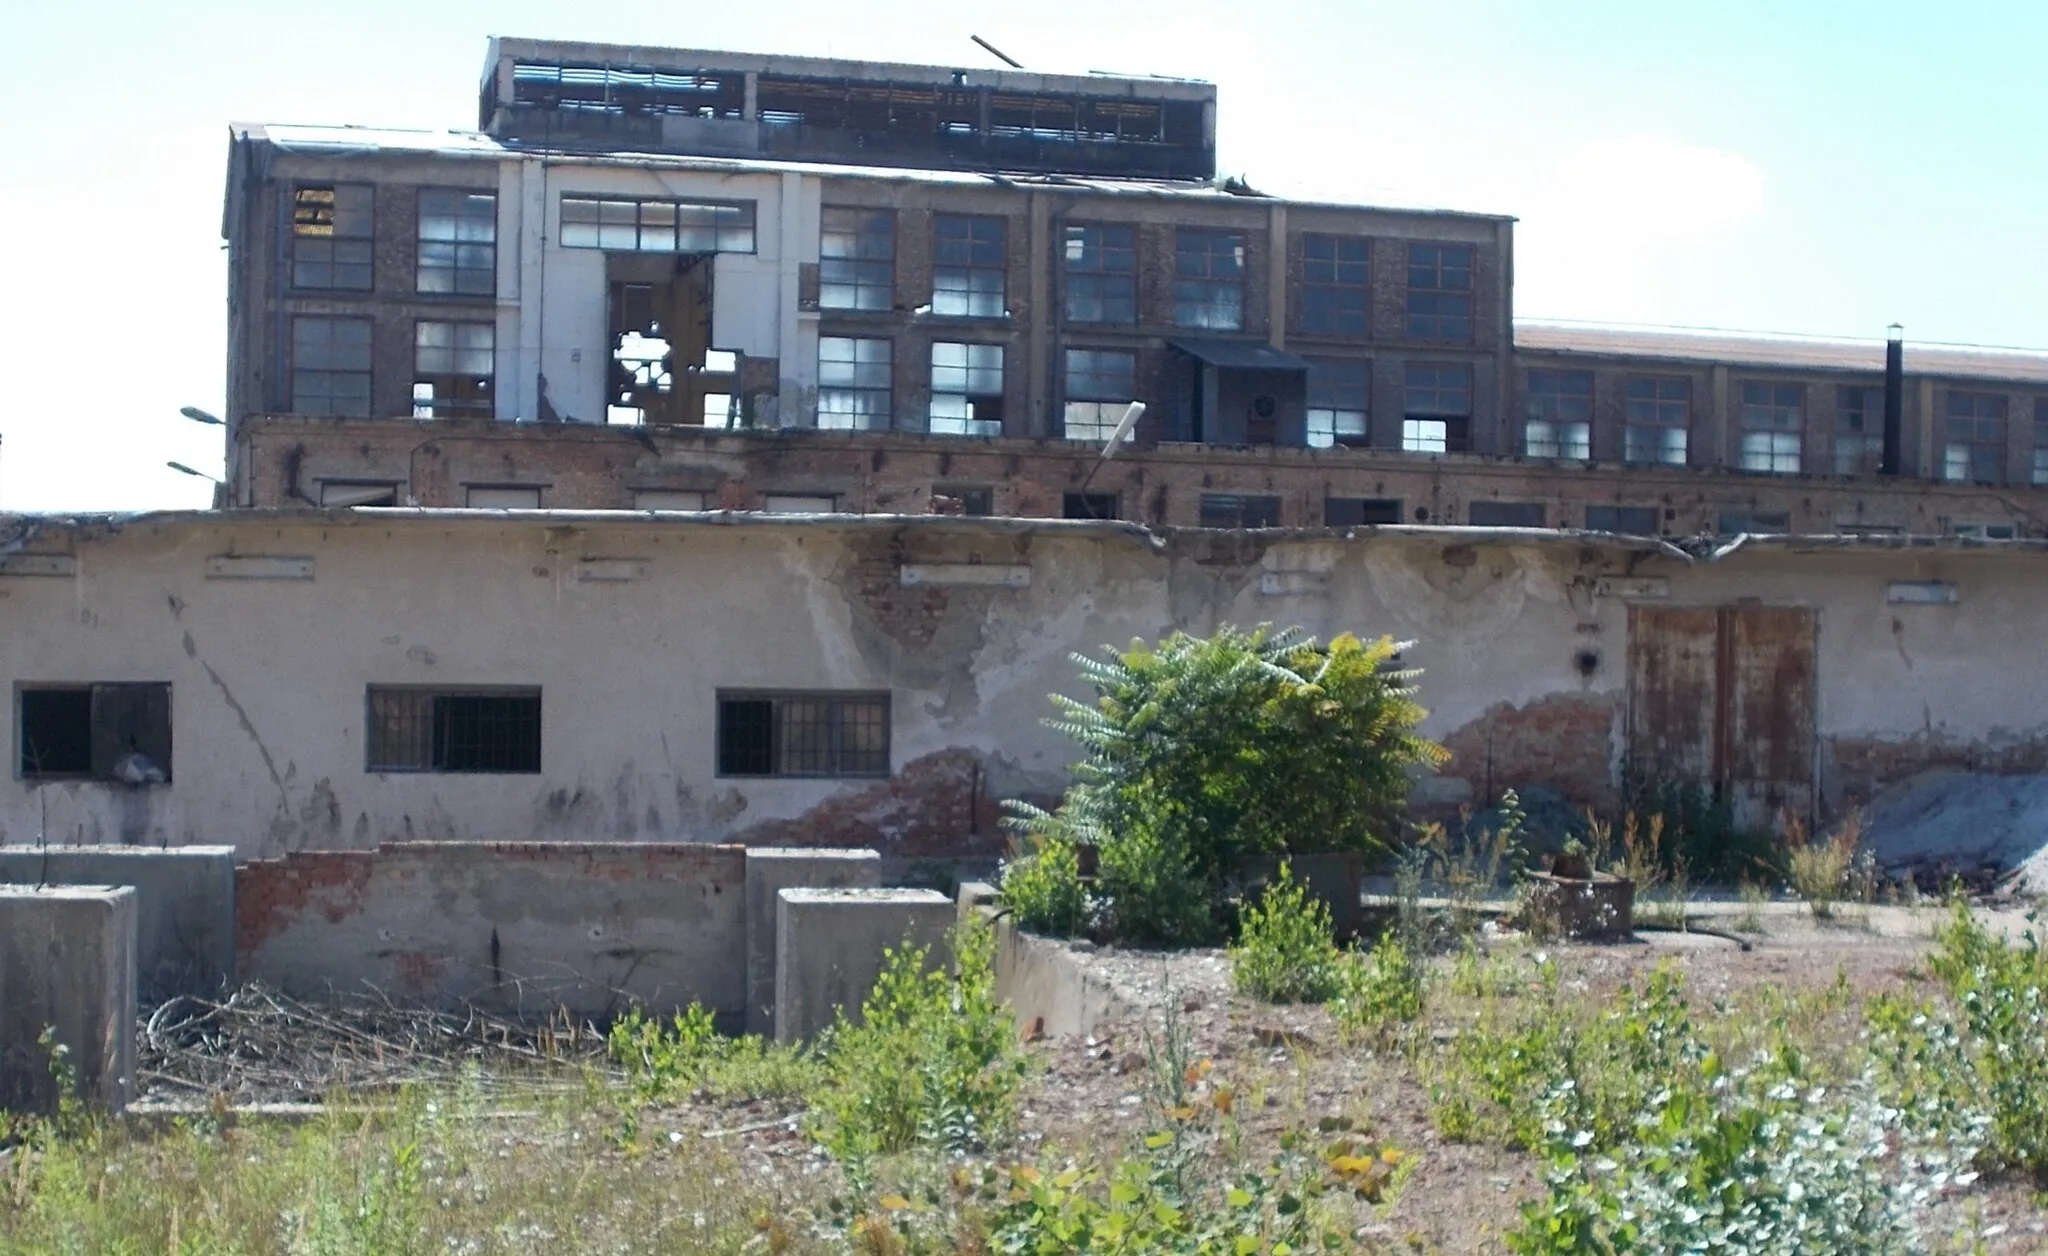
[1166,337,1311,372]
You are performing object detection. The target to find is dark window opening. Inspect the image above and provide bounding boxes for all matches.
[1199,493,1281,528]
[1834,386,1885,476]
[19,683,171,783]
[1325,497,1402,526]
[291,316,373,417]
[1585,505,1660,535]
[1306,359,1369,447]
[1468,501,1546,528]
[413,321,495,419]
[1064,492,1119,520]
[1944,392,2008,485]
[931,485,993,516]
[367,687,541,773]
[716,692,890,778]
[1717,510,1791,536]
[1403,364,1472,454]
[320,481,400,507]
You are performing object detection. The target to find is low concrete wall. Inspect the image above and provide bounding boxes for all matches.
[985,915,1135,1041]
[237,843,747,1021]
[744,849,881,1038]
[0,886,136,1112]
[774,888,954,1042]
[0,847,235,1000]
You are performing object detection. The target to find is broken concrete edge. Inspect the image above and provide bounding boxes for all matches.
[743,847,883,1039]
[0,885,138,1114]
[955,881,1138,1042]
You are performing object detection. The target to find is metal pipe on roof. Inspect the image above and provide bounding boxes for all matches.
[1881,323,1904,476]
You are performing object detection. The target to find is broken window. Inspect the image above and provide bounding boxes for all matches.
[817,337,892,430]
[931,485,993,516]
[319,481,400,507]
[634,489,708,511]
[1525,369,1592,459]
[290,317,372,417]
[1943,391,2007,484]
[1402,364,1471,454]
[1199,493,1281,528]
[1062,349,1137,442]
[559,196,756,253]
[367,687,541,774]
[1835,386,1885,475]
[1325,497,1402,526]
[466,485,542,508]
[1739,383,1804,474]
[1406,243,1473,341]
[1063,492,1119,521]
[1306,359,1369,448]
[1302,235,1369,336]
[1062,223,1136,324]
[933,215,1006,317]
[716,691,890,778]
[417,190,496,295]
[18,683,171,783]
[1624,376,1689,466]
[1173,228,1246,331]
[819,208,894,311]
[929,342,1004,437]
[1468,501,1546,528]
[1585,505,1661,535]
[412,321,494,419]
[606,257,727,426]
[291,184,374,290]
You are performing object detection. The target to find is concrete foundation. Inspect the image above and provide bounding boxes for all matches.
[0,847,235,1001]
[0,886,137,1113]
[743,848,881,1037]
[773,887,954,1042]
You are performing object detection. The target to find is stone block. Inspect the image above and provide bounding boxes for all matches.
[0,846,236,1001]
[0,886,137,1113]
[773,888,954,1043]
[743,848,881,1037]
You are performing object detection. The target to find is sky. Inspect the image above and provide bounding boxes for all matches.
[1,0,2045,511]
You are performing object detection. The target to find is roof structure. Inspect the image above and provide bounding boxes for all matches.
[1518,322,2048,384]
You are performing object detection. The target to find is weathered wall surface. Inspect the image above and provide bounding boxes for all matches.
[2,512,2045,857]
[0,846,235,1000]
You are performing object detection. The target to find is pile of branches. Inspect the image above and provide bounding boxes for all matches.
[138,983,610,1104]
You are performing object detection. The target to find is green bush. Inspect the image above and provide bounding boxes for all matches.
[607,1001,824,1103]
[1229,863,1343,1004]
[998,832,1091,936]
[1332,933,1425,1039]
[1923,903,2048,1173]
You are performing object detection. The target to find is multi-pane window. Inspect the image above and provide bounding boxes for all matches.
[1525,369,1592,459]
[817,337,892,430]
[18,683,172,782]
[1623,376,1689,465]
[933,215,1006,317]
[1173,228,1245,330]
[1306,359,1369,447]
[367,687,541,774]
[290,317,372,417]
[1199,494,1281,528]
[819,208,894,310]
[2034,399,2048,486]
[291,184,373,290]
[1301,235,1368,336]
[1401,364,1471,454]
[1834,386,1886,475]
[1944,392,2007,484]
[1062,349,1137,442]
[559,196,755,252]
[412,321,494,419]
[1062,223,1137,324]
[929,342,1004,437]
[1405,243,1472,341]
[716,691,890,778]
[416,190,496,295]
[1739,383,1804,474]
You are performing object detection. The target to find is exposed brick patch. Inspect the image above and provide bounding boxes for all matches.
[1438,693,1618,809]
[730,749,1005,858]
[1828,731,2048,807]
[235,849,376,958]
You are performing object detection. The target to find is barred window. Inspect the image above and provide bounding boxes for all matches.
[1306,358,1369,447]
[1739,383,1804,474]
[291,317,372,417]
[1405,243,1472,341]
[412,321,494,419]
[1062,223,1136,324]
[367,687,541,774]
[1062,348,1137,442]
[1302,235,1368,336]
[1525,369,1592,459]
[1173,228,1245,330]
[1944,391,2007,485]
[820,208,894,310]
[417,190,495,295]
[1835,386,1886,475]
[716,691,890,778]
[933,215,1006,317]
[1624,376,1689,466]
[559,196,755,252]
[817,336,892,430]
[929,342,1004,437]
[1402,363,1471,454]
[292,184,374,290]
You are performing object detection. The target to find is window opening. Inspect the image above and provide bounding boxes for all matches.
[413,321,494,419]
[367,687,541,773]
[929,342,1004,436]
[292,184,373,290]
[716,691,890,777]
[933,215,1005,317]
[1624,376,1689,465]
[19,683,171,783]
[291,317,372,417]
[1062,223,1136,323]
[1405,243,1472,341]
[1063,492,1119,520]
[417,190,495,295]
[819,208,894,310]
[1302,235,1368,336]
[1525,369,1592,459]
[1834,386,1886,475]
[560,196,755,253]
[1944,392,2007,484]
[817,336,892,430]
[1325,497,1401,526]
[1062,348,1137,442]
[1199,493,1280,527]
[1739,383,1804,474]
[1173,228,1245,330]
[1402,364,1471,453]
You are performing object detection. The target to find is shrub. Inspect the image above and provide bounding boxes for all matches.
[1786,813,1862,919]
[607,1001,824,1103]
[1332,933,1425,1039]
[1229,863,1342,1004]
[998,832,1091,936]
[1923,903,2048,1172]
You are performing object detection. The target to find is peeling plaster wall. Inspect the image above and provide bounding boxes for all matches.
[2,515,2045,856]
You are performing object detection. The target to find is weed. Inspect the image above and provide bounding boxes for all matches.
[997,831,1092,937]
[1230,862,1343,1004]
[608,1001,825,1103]
[1331,933,1425,1042]
[1922,904,2048,1174]
[1786,811,1862,919]
[1736,878,1771,934]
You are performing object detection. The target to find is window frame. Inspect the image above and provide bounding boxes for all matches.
[415,188,497,296]
[1300,234,1369,337]
[818,207,896,311]
[1063,492,1119,520]
[1198,493,1282,528]
[1584,505,1661,536]
[1061,348,1139,443]
[1402,363,1472,454]
[558,195,757,253]
[365,685,542,775]
[1305,358,1370,448]
[290,315,374,418]
[1524,369,1592,460]
[715,690,891,779]
[1738,382,1805,475]
[816,336,893,431]
[290,183,375,291]
[2033,398,2048,487]
[411,319,495,419]
[932,214,1007,318]
[1404,242,1474,342]
[1623,375,1690,466]
[928,341,1005,437]
[1834,385,1886,476]
[1172,227,1246,331]
[1325,497,1402,526]
[1943,391,2008,485]
[1061,222,1137,325]
[17,682,173,784]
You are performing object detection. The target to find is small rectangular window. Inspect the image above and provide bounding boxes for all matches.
[412,321,494,419]
[818,336,892,430]
[320,481,400,507]
[1403,364,1471,454]
[417,190,496,295]
[1739,382,1804,474]
[1525,369,1592,459]
[1947,520,2018,540]
[1943,392,2007,485]
[716,691,890,778]
[1173,228,1245,330]
[1468,501,1546,528]
[1717,510,1791,536]
[292,184,373,290]
[1585,505,1660,535]
[1199,493,1281,528]
[933,215,1006,318]
[559,196,755,253]
[291,316,373,417]
[18,683,172,783]
[929,342,1004,437]
[367,687,541,773]
[1624,376,1689,466]
[466,485,542,508]
[1063,492,1119,520]
[1325,497,1402,526]
[1306,359,1369,447]
[1301,235,1368,336]
[819,208,894,311]
[762,494,838,513]
[1406,243,1472,341]
[1062,349,1138,442]
[634,489,708,511]
[1063,223,1136,324]
[932,485,993,516]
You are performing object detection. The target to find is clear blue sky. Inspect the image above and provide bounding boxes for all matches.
[2,0,2044,510]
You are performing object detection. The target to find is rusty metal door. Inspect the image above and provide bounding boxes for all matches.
[1626,606,1720,784]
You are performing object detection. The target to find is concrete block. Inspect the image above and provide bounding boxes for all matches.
[774,888,954,1043]
[0,886,137,1113]
[0,847,236,1001]
[743,848,881,1037]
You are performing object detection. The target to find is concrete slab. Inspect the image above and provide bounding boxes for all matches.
[0,846,235,1000]
[774,887,954,1043]
[743,848,881,1038]
[0,885,137,1113]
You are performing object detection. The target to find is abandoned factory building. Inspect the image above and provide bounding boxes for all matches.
[221,37,2048,538]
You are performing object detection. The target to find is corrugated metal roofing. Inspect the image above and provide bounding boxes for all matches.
[1516,322,2048,384]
